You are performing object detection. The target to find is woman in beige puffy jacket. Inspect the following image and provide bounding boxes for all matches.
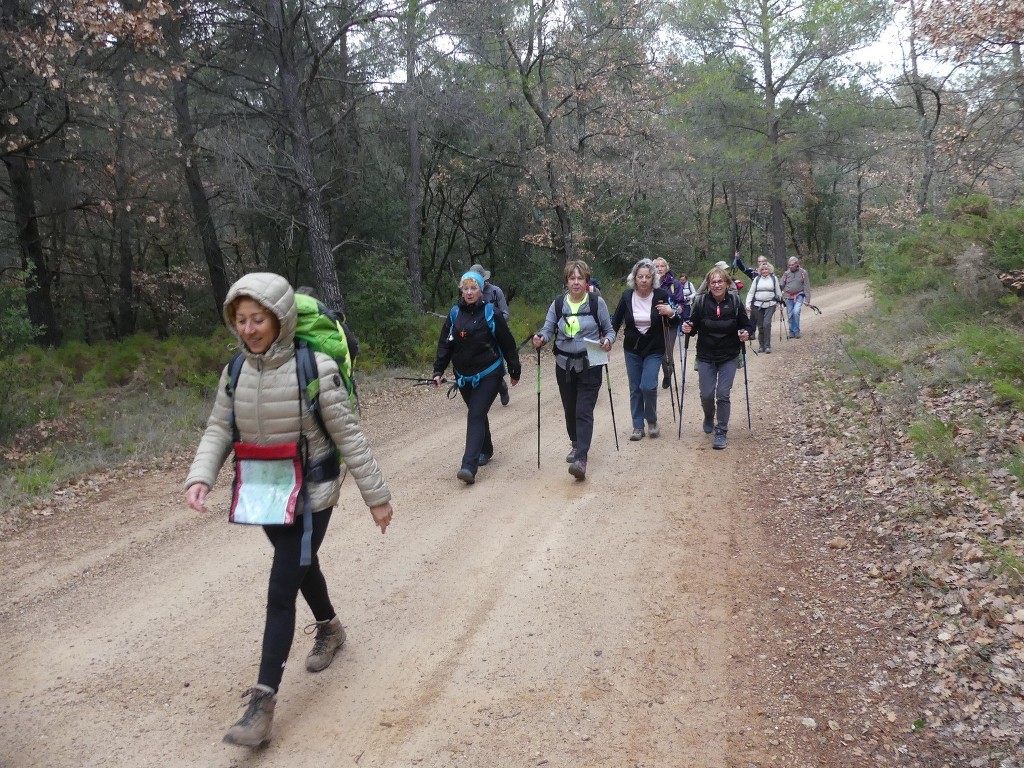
[184,273,393,748]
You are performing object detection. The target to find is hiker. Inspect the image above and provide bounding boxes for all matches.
[778,256,810,338]
[531,259,616,481]
[184,272,394,748]
[652,257,687,390]
[470,263,512,407]
[745,261,783,354]
[611,258,681,441]
[733,251,768,281]
[696,260,742,296]
[681,266,754,449]
[678,269,697,309]
[432,271,522,484]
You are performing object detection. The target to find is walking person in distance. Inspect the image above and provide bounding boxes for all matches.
[681,266,754,449]
[611,258,681,441]
[745,261,783,354]
[184,273,394,747]
[432,271,521,484]
[779,256,811,338]
[532,259,616,481]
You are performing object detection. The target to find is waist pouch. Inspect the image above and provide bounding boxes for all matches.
[230,441,323,566]
[231,442,304,526]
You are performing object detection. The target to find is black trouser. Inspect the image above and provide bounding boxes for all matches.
[751,304,776,347]
[555,364,603,461]
[259,508,335,691]
[458,371,502,471]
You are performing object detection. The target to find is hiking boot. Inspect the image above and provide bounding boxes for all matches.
[764,346,772,354]
[457,467,476,484]
[565,442,577,463]
[712,430,727,450]
[702,417,714,434]
[478,453,492,466]
[499,382,510,406]
[793,332,801,339]
[568,460,587,481]
[648,422,660,439]
[629,427,644,441]
[757,345,765,353]
[661,372,671,389]
[305,617,346,673]
[223,685,276,747]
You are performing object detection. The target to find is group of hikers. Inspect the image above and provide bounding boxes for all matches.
[182,255,812,747]
[432,253,811,481]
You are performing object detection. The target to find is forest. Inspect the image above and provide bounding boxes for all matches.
[0,0,1022,357]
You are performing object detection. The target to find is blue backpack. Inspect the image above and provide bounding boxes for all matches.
[447,302,503,388]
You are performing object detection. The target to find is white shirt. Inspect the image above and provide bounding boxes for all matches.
[632,291,653,334]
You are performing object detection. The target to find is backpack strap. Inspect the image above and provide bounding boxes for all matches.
[449,302,503,388]
[226,351,246,444]
[295,340,341,483]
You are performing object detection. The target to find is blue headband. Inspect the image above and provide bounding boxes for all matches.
[460,271,484,291]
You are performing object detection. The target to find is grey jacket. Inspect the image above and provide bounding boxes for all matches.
[536,292,616,372]
[184,273,391,512]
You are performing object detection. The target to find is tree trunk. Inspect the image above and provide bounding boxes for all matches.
[405,0,425,311]
[113,88,136,337]
[3,154,61,345]
[265,0,345,311]
[767,114,787,262]
[171,71,229,314]
[908,0,936,216]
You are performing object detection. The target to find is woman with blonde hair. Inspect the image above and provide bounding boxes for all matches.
[432,271,522,484]
[744,261,783,353]
[681,266,754,449]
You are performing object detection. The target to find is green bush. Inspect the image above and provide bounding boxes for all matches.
[0,276,36,351]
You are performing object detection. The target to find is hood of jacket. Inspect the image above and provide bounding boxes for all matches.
[222,273,297,366]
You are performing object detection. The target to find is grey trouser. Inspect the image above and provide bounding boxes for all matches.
[697,356,739,432]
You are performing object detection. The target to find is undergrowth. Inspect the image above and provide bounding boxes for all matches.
[0,296,556,511]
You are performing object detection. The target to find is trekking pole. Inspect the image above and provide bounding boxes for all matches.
[604,364,619,451]
[741,340,751,430]
[536,346,541,469]
[669,334,681,424]
[394,376,447,386]
[517,334,537,353]
[677,333,690,439]
[662,318,677,424]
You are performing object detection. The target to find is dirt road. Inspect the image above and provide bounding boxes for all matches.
[1,281,870,768]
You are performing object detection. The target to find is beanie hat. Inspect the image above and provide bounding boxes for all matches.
[460,271,484,291]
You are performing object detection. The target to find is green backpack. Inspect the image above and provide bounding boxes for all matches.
[293,293,359,416]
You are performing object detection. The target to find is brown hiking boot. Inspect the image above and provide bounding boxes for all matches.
[223,685,276,747]
[305,617,346,672]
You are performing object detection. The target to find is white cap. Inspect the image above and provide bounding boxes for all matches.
[714,261,729,270]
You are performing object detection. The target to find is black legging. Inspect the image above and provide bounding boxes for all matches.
[555,364,603,461]
[258,508,335,691]
[457,371,502,470]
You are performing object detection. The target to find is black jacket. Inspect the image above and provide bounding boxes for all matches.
[685,291,755,363]
[432,299,522,381]
[611,288,680,357]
